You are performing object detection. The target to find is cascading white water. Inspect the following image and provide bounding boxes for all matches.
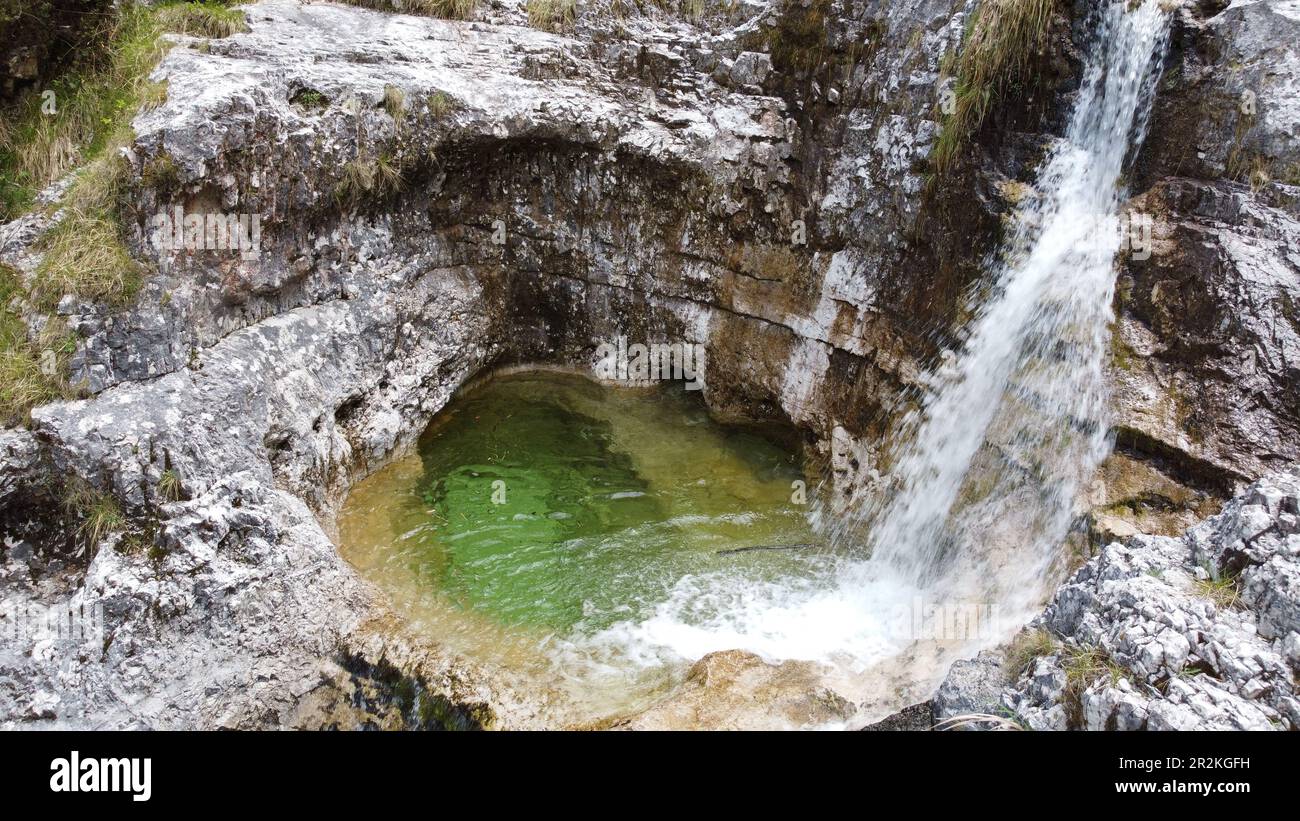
[565,0,1173,721]
[840,0,1173,614]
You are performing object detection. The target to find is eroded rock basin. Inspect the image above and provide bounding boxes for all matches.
[339,371,846,725]
[336,370,1009,728]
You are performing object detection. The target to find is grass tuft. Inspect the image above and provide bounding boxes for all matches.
[335,154,405,205]
[382,84,406,121]
[63,476,125,547]
[930,0,1057,177]
[1060,643,1125,726]
[1005,628,1058,677]
[1194,566,1240,610]
[155,2,249,38]
[526,0,576,32]
[336,0,478,20]
[428,91,456,120]
[158,468,184,502]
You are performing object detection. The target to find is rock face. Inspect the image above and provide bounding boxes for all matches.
[1,0,1299,729]
[943,468,1300,731]
[1108,0,1300,495]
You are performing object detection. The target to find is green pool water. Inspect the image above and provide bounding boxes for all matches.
[339,372,818,645]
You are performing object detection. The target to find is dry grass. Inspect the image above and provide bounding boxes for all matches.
[933,712,1024,731]
[1004,628,1058,677]
[931,0,1057,176]
[337,0,478,20]
[335,154,405,205]
[526,0,576,32]
[155,2,249,38]
[382,84,407,120]
[33,155,142,310]
[1194,568,1240,610]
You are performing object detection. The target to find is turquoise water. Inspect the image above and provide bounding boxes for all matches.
[340,372,818,640]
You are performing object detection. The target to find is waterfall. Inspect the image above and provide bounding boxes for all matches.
[840,0,1172,616]
[578,0,1174,714]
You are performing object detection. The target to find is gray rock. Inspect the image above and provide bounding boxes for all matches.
[932,651,1009,721]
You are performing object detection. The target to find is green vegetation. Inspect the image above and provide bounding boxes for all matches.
[1060,643,1124,726]
[0,2,166,219]
[159,468,184,502]
[62,476,126,547]
[0,2,252,424]
[0,263,81,426]
[291,88,330,110]
[0,1,241,220]
[1005,628,1057,676]
[931,0,1058,176]
[526,0,576,32]
[427,91,456,120]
